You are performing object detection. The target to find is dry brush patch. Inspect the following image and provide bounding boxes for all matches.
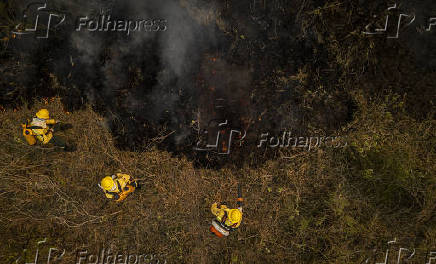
[0,96,435,263]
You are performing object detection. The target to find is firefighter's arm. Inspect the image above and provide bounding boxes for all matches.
[45,119,57,125]
[40,131,53,144]
[105,191,120,200]
[211,203,227,222]
[99,183,116,199]
[116,173,131,182]
[211,203,221,216]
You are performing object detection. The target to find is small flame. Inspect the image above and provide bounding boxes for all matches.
[222,141,228,152]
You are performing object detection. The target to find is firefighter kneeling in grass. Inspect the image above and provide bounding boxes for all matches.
[210,203,242,237]
[99,173,138,202]
[210,185,244,237]
[21,108,74,151]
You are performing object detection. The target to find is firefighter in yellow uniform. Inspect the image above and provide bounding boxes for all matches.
[22,109,74,151]
[210,203,242,237]
[99,173,138,202]
[29,109,56,144]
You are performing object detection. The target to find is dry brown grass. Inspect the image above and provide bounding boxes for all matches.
[0,97,435,263]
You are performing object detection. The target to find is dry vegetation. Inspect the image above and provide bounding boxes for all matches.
[0,94,434,263]
[1,0,435,263]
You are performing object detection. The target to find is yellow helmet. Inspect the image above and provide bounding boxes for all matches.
[101,176,115,191]
[228,209,242,223]
[36,109,50,119]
